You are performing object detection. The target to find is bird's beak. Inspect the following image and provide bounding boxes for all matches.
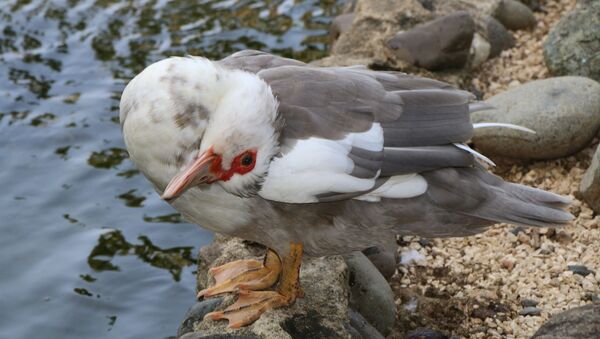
[161,148,217,201]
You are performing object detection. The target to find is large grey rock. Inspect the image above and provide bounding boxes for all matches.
[493,0,536,30]
[190,236,352,339]
[581,145,600,214]
[471,77,600,160]
[344,251,396,336]
[532,303,600,339]
[386,11,475,70]
[543,2,600,82]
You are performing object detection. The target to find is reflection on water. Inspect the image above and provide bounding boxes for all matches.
[0,0,340,338]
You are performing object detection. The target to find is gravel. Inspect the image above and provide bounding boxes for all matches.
[391,0,600,337]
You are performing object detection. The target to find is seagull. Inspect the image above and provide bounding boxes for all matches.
[120,50,572,328]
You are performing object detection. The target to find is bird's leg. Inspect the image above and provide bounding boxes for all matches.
[204,242,303,328]
[198,249,281,298]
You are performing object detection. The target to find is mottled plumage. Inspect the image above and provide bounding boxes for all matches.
[120,50,572,257]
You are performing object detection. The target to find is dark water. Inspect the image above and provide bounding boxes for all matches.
[0,1,339,338]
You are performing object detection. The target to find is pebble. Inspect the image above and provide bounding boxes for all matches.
[521,299,539,307]
[493,0,536,30]
[543,1,600,82]
[567,265,594,277]
[519,307,542,316]
[386,11,475,70]
[329,13,355,47]
[471,76,600,160]
[344,251,396,336]
[482,16,515,58]
[348,309,385,339]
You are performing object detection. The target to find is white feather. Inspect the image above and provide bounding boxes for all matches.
[473,122,536,134]
[259,124,384,203]
[453,143,496,167]
[354,174,428,202]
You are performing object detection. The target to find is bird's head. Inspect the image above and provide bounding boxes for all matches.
[120,56,281,201]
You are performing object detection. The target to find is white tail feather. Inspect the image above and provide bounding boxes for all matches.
[453,143,496,167]
[473,122,536,134]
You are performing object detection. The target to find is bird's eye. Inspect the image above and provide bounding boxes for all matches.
[241,153,254,167]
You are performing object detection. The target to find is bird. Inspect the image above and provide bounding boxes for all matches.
[119,49,572,328]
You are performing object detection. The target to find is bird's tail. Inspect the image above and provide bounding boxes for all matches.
[422,168,573,228]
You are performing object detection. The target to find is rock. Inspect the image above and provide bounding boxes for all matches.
[520,307,542,316]
[493,0,536,30]
[543,2,600,82]
[520,299,539,307]
[344,251,396,336]
[567,265,594,277]
[405,328,449,339]
[471,76,600,160]
[581,145,600,213]
[190,236,351,339]
[469,33,491,69]
[361,243,398,280]
[532,304,600,339]
[348,309,386,339]
[329,13,355,48]
[177,298,224,338]
[386,11,475,70]
[180,334,260,339]
[482,16,515,58]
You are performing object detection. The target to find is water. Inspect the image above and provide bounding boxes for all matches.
[0,1,339,338]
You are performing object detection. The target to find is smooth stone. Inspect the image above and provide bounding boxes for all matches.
[469,33,491,68]
[405,328,449,339]
[521,299,539,307]
[177,298,224,338]
[493,0,536,30]
[532,304,600,339]
[361,243,398,280]
[348,309,386,339]
[567,265,594,277]
[520,307,542,316]
[482,16,515,58]
[329,13,355,47]
[344,251,396,336]
[386,11,475,70]
[581,143,600,213]
[471,76,600,160]
[543,2,600,82]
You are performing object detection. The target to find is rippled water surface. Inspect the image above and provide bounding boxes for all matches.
[0,1,339,338]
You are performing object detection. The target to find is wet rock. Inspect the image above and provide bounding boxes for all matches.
[581,145,600,213]
[471,76,600,160]
[329,13,355,48]
[521,299,539,307]
[344,251,396,336]
[386,11,475,70]
[348,309,386,339]
[482,16,515,58]
[493,0,536,30]
[567,265,594,277]
[362,243,398,280]
[405,328,449,339]
[520,307,542,316]
[543,2,600,82]
[177,298,224,338]
[190,236,351,339]
[532,303,600,339]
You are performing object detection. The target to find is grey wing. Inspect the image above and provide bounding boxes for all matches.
[218,49,306,73]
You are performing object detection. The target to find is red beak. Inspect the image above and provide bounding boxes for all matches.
[161,148,216,201]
